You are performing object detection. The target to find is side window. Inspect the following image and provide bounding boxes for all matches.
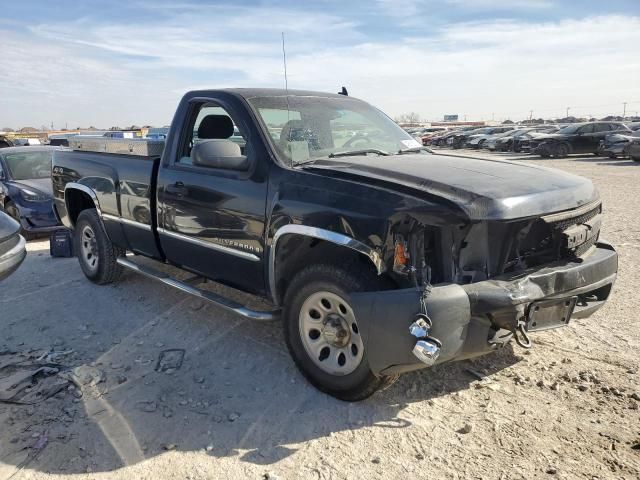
[593,124,610,133]
[177,103,248,168]
[579,124,595,134]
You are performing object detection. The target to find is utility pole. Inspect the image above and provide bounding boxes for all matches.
[566,107,570,118]
[529,110,533,121]
[623,102,627,119]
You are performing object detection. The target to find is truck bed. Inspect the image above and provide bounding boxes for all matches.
[52,149,162,259]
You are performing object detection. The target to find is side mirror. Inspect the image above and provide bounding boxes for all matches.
[191,140,248,171]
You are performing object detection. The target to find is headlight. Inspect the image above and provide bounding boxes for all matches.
[20,188,49,202]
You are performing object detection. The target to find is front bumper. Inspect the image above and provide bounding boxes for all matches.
[350,241,617,376]
[15,202,61,233]
[600,144,628,156]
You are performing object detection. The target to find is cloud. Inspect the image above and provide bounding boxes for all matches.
[1,7,639,128]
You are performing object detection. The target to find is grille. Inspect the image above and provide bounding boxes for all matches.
[544,203,601,231]
[543,202,602,258]
[574,235,598,257]
[502,201,603,274]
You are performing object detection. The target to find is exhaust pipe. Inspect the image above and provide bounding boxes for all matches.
[408,314,442,367]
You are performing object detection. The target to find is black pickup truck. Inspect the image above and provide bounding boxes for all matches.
[51,88,618,401]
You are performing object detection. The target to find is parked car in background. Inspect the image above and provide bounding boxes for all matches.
[492,126,557,152]
[625,136,640,162]
[452,126,513,149]
[420,128,449,145]
[481,128,529,151]
[0,211,26,281]
[48,134,77,147]
[0,136,14,148]
[598,128,640,159]
[486,128,531,151]
[511,127,560,153]
[530,122,631,158]
[429,127,475,147]
[0,146,64,239]
[13,138,42,146]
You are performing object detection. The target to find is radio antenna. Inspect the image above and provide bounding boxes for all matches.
[281,32,288,92]
[281,32,292,164]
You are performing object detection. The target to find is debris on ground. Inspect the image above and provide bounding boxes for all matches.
[457,423,473,434]
[68,365,105,387]
[0,351,69,404]
[155,349,185,372]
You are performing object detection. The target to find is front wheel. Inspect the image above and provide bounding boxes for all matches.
[555,143,569,158]
[74,209,125,284]
[283,264,397,401]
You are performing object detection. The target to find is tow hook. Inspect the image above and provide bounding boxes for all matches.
[409,314,442,366]
[514,323,532,349]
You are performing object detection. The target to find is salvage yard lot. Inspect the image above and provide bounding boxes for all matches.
[1,151,639,480]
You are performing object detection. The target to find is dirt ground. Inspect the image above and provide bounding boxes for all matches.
[0,151,638,480]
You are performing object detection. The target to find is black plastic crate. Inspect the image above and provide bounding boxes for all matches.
[49,229,74,257]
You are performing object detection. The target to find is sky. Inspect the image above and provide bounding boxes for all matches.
[1,0,639,129]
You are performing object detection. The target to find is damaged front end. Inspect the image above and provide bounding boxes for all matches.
[350,200,618,376]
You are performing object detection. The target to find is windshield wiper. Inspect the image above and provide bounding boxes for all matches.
[328,148,390,158]
[397,146,434,154]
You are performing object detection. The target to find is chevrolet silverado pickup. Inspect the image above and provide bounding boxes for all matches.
[51,89,618,401]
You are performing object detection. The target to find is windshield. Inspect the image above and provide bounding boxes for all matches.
[3,151,52,180]
[557,124,582,134]
[247,95,424,165]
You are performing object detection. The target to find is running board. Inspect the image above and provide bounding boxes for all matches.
[116,257,279,321]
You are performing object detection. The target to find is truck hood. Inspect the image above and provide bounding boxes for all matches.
[303,154,598,220]
[9,178,54,197]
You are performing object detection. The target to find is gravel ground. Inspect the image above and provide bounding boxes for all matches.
[0,151,638,480]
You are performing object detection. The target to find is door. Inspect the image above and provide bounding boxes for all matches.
[591,123,613,152]
[573,124,595,153]
[157,99,269,295]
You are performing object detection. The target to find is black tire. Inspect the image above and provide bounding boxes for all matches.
[74,209,124,284]
[632,155,640,163]
[555,143,569,158]
[4,201,37,240]
[283,263,398,401]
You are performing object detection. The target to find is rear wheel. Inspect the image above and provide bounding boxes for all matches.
[74,209,124,284]
[632,155,640,163]
[283,264,397,401]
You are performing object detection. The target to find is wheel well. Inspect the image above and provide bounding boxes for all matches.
[273,234,393,304]
[65,189,97,226]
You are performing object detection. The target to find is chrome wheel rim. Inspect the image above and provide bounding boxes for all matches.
[298,291,364,375]
[80,224,99,273]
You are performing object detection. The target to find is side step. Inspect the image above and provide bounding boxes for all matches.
[116,257,279,322]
